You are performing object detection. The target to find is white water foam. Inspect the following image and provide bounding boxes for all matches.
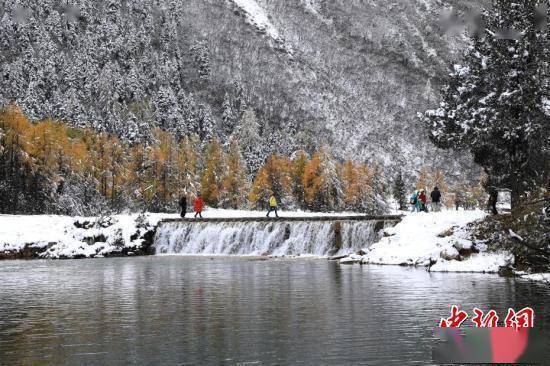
[154,220,386,256]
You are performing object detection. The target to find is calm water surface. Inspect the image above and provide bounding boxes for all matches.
[0,257,549,365]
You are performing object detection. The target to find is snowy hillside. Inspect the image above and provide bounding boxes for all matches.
[231,0,293,54]
[0,0,482,183]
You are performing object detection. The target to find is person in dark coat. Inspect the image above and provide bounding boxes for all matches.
[179,195,187,218]
[430,187,442,212]
[194,195,204,219]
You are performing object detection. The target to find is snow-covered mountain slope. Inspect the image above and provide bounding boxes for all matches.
[231,0,293,54]
[0,0,483,181]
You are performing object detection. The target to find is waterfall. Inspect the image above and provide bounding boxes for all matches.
[153,219,393,256]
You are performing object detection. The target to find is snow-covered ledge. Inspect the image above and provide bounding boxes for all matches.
[0,213,166,259]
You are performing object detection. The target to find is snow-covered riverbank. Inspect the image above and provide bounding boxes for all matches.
[0,209,369,259]
[0,213,167,259]
[338,210,515,274]
[1,208,547,281]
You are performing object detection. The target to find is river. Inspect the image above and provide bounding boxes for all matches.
[1,257,549,364]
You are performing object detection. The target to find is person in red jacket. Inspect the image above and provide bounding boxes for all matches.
[194,195,204,218]
[418,189,428,212]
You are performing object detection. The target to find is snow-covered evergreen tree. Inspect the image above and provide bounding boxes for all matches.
[178,91,199,136]
[393,172,407,210]
[221,93,236,139]
[422,0,550,208]
[176,135,200,197]
[368,162,389,214]
[233,107,265,178]
[197,103,216,142]
[155,85,182,133]
[318,148,343,211]
[190,40,211,80]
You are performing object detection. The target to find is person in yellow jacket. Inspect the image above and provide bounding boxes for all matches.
[266,194,279,218]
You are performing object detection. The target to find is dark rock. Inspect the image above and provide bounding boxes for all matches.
[83,234,107,245]
[97,216,115,228]
[141,229,157,255]
[440,248,460,261]
[74,220,94,229]
[332,221,342,251]
[328,255,348,261]
[0,243,50,260]
[437,227,455,238]
[356,249,367,256]
[426,258,438,270]
[124,227,158,256]
[283,225,291,241]
[456,246,479,258]
[452,241,481,259]
[498,266,516,278]
[339,260,356,265]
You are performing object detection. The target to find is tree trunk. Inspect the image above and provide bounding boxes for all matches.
[488,189,498,215]
[510,189,520,212]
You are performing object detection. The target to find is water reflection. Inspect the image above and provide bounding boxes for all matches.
[0,257,548,365]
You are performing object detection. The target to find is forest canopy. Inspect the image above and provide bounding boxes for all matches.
[0,106,396,215]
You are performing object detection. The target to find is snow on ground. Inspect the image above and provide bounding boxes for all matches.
[231,0,293,54]
[429,252,511,273]
[232,0,280,39]
[0,215,74,252]
[340,210,514,274]
[518,272,550,284]
[0,213,175,259]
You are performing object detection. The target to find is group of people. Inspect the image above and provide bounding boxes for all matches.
[179,195,204,218]
[180,189,441,217]
[178,194,280,219]
[410,187,441,213]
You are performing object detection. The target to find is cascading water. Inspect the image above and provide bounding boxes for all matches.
[153,219,394,256]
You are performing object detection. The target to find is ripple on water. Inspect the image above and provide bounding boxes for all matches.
[0,257,549,365]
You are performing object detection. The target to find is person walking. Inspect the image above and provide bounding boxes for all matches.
[179,195,187,218]
[410,190,419,212]
[194,195,204,219]
[417,189,428,212]
[430,187,442,212]
[266,194,279,218]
